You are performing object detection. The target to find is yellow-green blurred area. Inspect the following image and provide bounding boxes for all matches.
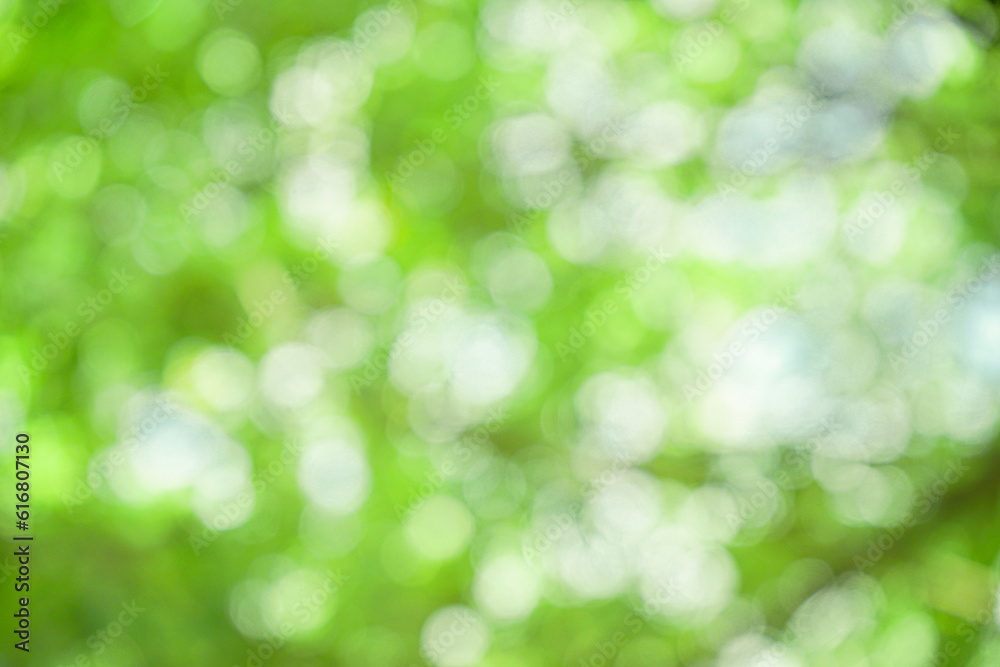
[3,0,1000,664]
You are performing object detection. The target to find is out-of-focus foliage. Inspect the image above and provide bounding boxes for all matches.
[2,0,1000,665]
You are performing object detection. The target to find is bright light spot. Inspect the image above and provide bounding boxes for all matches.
[191,347,255,412]
[651,0,719,21]
[119,399,241,493]
[229,578,270,639]
[297,439,372,514]
[483,245,553,312]
[821,463,893,524]
[811,100,883,163]
[197,29,262,97]
[550,530,631,600]
[678,485,740,543]
[687,176,837,266]
[193,186,251,248]
[958,281,1000,379]
[545,54,617,134]
[699,318,828,448]
[390,306,536,417]
[269,39,374,126]
[493,113,572,175]
[473,554,541,622]
[280,154,357,235]
[797,26,880,95]
[939,376,997,444]
[405,495,475,560]
[575,372,667,464]
[480,0,578,54]
[191,467,255,530]
[261,568,339,634]
[718,634,803,667]
[818,392,911,463]
[789,582,875,651]
[259,343,328,409]
[636,524,738,620]
[77,76,130,136]
[304,308,374,372]
[884,14,965,98]
[448,318,534,405]
[548,172,674,263]
[352,4,415,65]
[618,101,702,167]
[587,469,663,546]
[420,606,491,667]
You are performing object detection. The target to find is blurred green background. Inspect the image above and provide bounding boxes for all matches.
[2,0,1000,665]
